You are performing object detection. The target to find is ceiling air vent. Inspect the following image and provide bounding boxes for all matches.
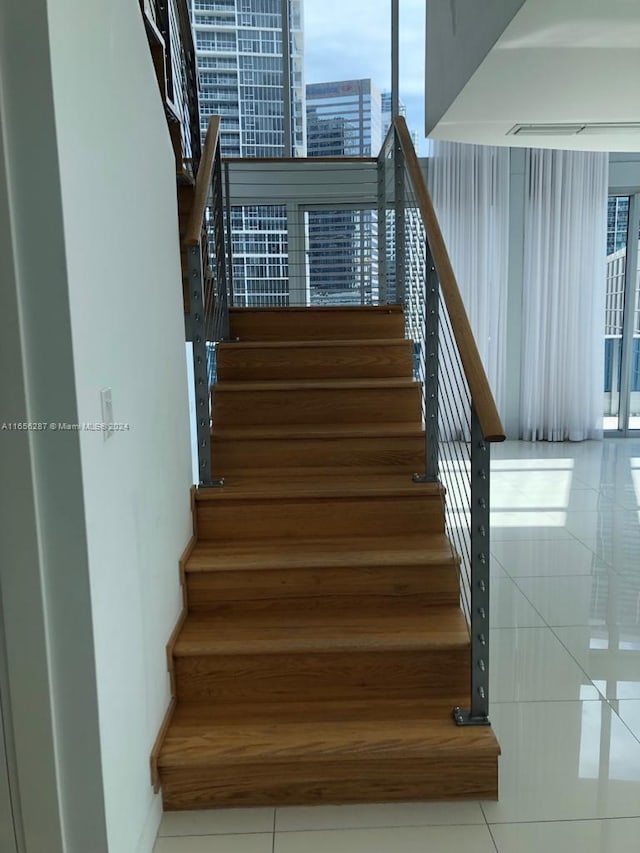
[509,123,640,137]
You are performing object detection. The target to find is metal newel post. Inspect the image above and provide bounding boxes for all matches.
[377,154,387,304]
[391,0,405,304]
[454,406,491,726]
[212,153,230,342]
[424,253,439,480]
[223,161,235,310]
[393,131,406,305]
[391,0,399,118]
[188,241,220,489]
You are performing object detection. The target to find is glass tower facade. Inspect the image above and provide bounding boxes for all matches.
[608,196,630,256]
[306,79,382,157]
[191,0,305,305]
[305,80,382,304]
[192,0,304,157]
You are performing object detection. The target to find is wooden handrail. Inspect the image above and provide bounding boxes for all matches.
[184,115,221,247]
[393,116,505,442]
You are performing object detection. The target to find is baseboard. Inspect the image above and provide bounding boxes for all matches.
[149,498,198,791]
[135,793,163,853]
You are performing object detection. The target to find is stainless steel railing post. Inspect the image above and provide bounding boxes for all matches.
[188,242,217,487]
[453,406,491,726]
[424,253,439,482]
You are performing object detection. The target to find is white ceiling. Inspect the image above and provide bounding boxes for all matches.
[427,0,640,151]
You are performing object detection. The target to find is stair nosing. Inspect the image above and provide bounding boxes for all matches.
[212,377,420,393]
[194,477,444,502]
[217,338,412,351]
[229,305,404,314]
[211,422,425,440]
[173,606,469,658]
[185,533,457,573]
[158,699,499,768]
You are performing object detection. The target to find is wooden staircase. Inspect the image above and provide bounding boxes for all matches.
[153,305,500,810]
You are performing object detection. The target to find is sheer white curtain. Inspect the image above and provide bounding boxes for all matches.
[521,149,608,442]
[429,141,510,417]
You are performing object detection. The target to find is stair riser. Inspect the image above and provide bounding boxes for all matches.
[196,495,444,540]
[212,435,425,474]
[174,649,469,704]
[186,565,460,611]
[212,386,422,427]
[217,343,414,381]
[161,755,498,809]
[229,310,406,342]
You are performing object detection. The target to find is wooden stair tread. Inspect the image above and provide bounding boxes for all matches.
[154,300,500,805]
[195,473,443,502]
[173,606,469,656]
[159,699,499,768]
[218,338,411,351]
[212,422,425,440]
[213,377,419,392]
[185,533,456,572]
[229,305,404,315]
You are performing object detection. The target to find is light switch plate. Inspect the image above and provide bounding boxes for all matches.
[100,388,114,441]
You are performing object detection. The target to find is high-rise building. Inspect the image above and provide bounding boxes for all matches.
[191,0,304,157]
[305,80,382,304]
[608,196,630,255]
[190,0,305,305]
[381,91,420,153]
[306,79,382,157]
[380,91,404,132]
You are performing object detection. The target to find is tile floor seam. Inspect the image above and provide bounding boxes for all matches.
[271,808,276,853]
[507,574,578,628]
[547,623,609,699]
[485,821,500,852]
[603,697,640,748]
[565,531,629,576]
[275,822,491,834]
[490,697,604,704]
[487,815,640,825]
[274,821,490,833]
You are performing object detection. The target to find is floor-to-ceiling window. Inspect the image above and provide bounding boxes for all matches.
[604,193,640,434]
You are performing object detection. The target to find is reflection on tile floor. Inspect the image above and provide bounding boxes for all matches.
[154,440,640,853]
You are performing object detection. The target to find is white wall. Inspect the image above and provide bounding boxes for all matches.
[0,1,193,851]
[0,2,108,850]
[44,1,194,851]
[0,644,19,853]
[425,0,525,134]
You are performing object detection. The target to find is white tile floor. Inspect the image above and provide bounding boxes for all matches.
[154,439,640,853]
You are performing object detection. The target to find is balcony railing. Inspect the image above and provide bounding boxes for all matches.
[141,0,202,177]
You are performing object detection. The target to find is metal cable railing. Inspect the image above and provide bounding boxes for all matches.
[380,117,506,727]
[185,117,230,487]
[146,0,202,177]
[206,119,505,725]
[221,158,380,307]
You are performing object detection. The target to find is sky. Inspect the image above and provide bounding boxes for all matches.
[303,0,426,143]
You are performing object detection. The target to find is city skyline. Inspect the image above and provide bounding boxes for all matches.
[304,0,425,142]
[189,2,418,308]
[190,0,304,307]
[306,78,382,304]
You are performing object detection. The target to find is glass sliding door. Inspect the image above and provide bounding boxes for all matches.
[604,193,640,434]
